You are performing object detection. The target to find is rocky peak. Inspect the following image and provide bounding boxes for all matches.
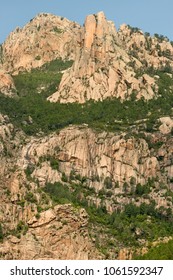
[83,14,96,50]
[2,13,81,74]
[1,11,173,102]
[48,12,157,103]
[83,11,116,50]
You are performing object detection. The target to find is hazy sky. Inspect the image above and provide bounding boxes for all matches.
[1,0,173,43]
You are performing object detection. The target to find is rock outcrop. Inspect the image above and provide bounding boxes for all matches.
[0,70,16,96]
[48,12,158,103]
[19,126,159,188]
[159,117,173,134]
[2,13,81,74]
[1,11,173,102]
[0,205,100,260]
[118,24,173,69]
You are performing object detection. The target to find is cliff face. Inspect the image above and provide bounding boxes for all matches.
[0,119,173,259]
[19,126,158,188]
[0,117,101,260]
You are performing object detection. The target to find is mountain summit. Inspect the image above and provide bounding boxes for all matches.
[48,11,158,103]
[1,12,173,101]
[2,13,80,74]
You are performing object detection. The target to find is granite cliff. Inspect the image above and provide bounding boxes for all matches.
[48,12,158,103]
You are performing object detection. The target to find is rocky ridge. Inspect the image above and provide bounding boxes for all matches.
[48,12,158,103]
[1,12,173,101]
[2,13,80,74]
[118,24,173,69]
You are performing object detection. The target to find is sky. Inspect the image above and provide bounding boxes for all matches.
[1,0,173,43]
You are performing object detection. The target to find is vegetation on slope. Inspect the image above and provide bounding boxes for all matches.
[134,239,173,260]
[0,58,173,258]
[0,64,173,136]
[43,180,173,258]
[0,223,3,242]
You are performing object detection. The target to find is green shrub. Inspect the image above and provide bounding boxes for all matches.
[16,221,28,236]
[17,221,25,231]
[35,55,41,60]
[61,172,68,182]
[135,239,173,260]
[53,27,63,33]
[44,182,72,204]
[35,213,40,219]
[25,192,37,203]
[25,166,35,178]
[104,177,113,189]
[50,157,59,170]
[135,183,151,196]
[0,223,3,242]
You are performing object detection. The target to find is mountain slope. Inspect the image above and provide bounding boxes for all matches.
[0,11,173,260]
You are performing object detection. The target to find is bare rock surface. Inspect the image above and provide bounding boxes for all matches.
[2,13,81,74]
[48,12,158,103]
[0,205,100,260]
[20,126,159,187]
[159,117,173,134]
[0,70,16,96]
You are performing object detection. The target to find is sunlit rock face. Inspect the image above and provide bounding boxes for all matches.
[2,13,81,74]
